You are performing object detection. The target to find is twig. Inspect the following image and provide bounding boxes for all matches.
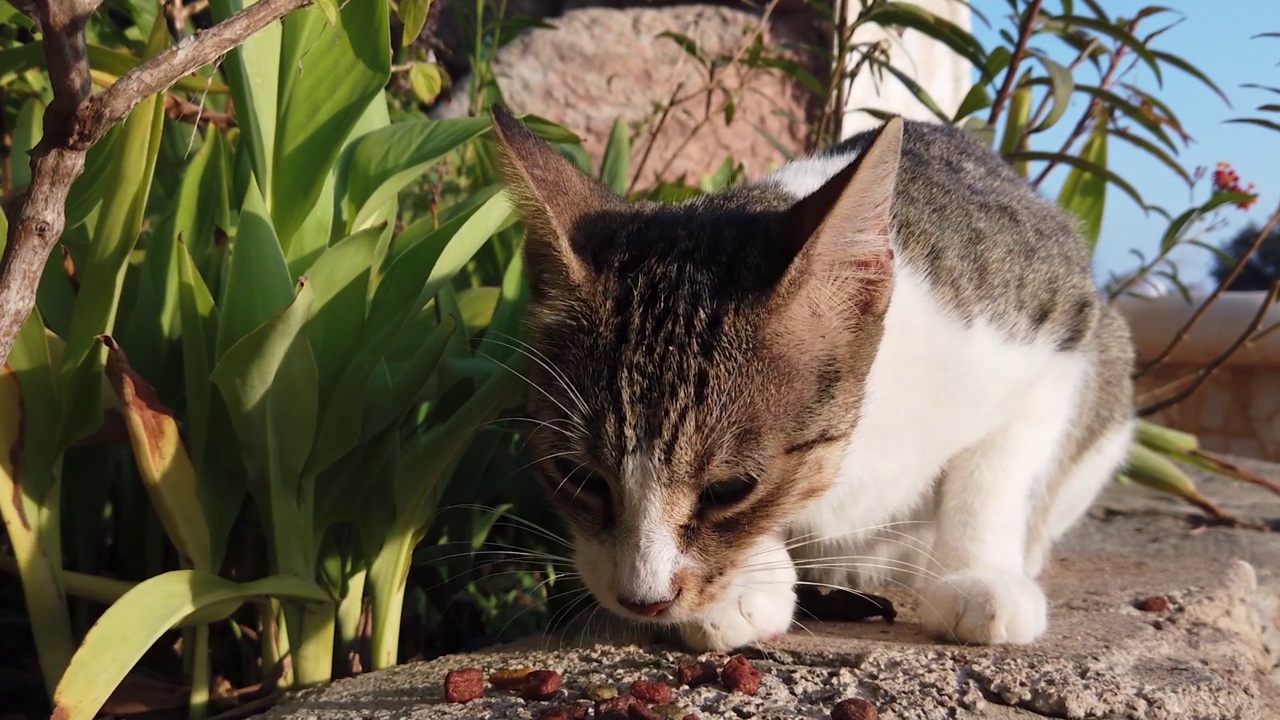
[1135,203,1280,377]
[1138,278,1279,416]
[987,0,1043,126]
[1192,449,1280,497]
[1031,16,1142,188]
[0,0,313,368]
[164,93,236,129]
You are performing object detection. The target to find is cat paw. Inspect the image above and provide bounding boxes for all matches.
[679,540,797,652]
[919,569,1047,645]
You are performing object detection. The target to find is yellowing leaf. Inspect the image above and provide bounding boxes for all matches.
[409,62,444,106]
[102,337,211,570]
[399,0,434,47]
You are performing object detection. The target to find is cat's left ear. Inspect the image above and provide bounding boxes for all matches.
[490,105,622,297]
[782,117,903,318]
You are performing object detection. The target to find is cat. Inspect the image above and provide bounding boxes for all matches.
[488,104,1135,651]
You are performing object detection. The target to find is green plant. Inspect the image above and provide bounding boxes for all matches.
[0,2,593,718]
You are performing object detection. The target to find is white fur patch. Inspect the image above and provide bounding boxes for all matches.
[764,151,861,198]
[612,452,682,605]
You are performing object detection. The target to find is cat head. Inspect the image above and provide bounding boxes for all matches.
[489,106,902,626]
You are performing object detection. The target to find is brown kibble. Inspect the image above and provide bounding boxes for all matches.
[491,667,537,690]
[681,716,702,720]
[831,698,878,720]
[676,660,718,687]
[522,669,563,701]
[596,694,640,720]
[444,668,484,703]
[1135,595,1171,613]
[720,654,761,695]
[628,680,673,705]
[539,704,589,720]
[627,705,662,720]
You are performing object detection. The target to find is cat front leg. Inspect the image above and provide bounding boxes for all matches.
[679,534,797,652]
[918,377,1079,645]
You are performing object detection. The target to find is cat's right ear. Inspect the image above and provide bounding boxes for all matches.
[490,105,622,295]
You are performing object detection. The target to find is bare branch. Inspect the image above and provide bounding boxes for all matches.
[1135,203,1280,378]
[987,0,1043,127]
[0,0,312,368]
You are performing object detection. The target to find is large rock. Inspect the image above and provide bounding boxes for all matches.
[437,5,823,188]
[264,461,1280,719]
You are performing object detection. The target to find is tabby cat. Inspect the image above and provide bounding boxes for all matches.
[489,105,1134,651]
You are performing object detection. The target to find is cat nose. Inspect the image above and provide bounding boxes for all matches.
[617,591,680,617]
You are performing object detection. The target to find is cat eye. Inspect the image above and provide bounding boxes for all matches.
[697,475,757,516]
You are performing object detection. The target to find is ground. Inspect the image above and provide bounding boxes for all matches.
[262,462,1280,720]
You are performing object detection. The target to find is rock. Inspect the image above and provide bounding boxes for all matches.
[261,460,1280,719]
[435,5,822,188]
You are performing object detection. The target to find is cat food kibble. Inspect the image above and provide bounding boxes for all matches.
[596,694,640,720]
[539,704,589,720]
[490,667,537,690]
[628,680,673,704]
[626,705,662,720]
[831,698,878,720]
[587,685,619,701]
[521,669,562,701]
[681,716,702,720]
[443,668,484,703]
[720,655,761,695]
[650,705,689,720]
[1135,595,1170,613]
[676,660,718,687]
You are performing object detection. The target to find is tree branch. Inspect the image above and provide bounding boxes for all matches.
[0,0,312,368]
[987,0,1043,127]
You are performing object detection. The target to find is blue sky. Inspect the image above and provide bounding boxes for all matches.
[967,1,1280,290]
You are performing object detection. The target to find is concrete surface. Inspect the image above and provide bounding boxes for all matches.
[263,462,1280,720]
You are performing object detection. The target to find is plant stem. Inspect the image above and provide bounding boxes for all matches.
[1136,203,1280,377]
[188,623,210,719]
[988,0,1043,127]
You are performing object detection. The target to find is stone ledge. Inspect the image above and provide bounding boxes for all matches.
[263,463,1280,720]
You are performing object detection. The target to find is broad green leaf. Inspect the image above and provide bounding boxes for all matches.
[1108,128,1190,185]
[1055,113,1109,249]
[212,280,317,505]
[1151,49,1230,106]
[0,42,226,94]
[58,16,168,448]
[952,83,991,123]
[345,117,490,230]
[302,226,382,406]
[11,97,43,190]
[272,0,391,245]
[1048,15,1163,85]
[399,0,434,46]
[50,570,329,720]
[864,1,988,68]
[868,58,951,123]
[518,115,584,145]
[1032,54,1074,132]
[999,76,1031,176]
[7,307,61,506]
[1006,149,1145,210]
[309,192,513,472]
[314,0,339,26]
[215,178,294,358]
[409,62,445,105]
[476,250,529,360]
[456,287,502,332]
[1226,118,1280,133]
[209,0,281,197]
[1072,83,1179,152]
[102,338,211,570]
[361,316,457,442]
[176,243,219,467]
[600,118,631,194]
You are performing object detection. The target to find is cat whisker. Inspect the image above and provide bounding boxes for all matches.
[774,520,936,556]
[445,503,576,549]
[483,333,592,417]
[743,555,944,583]
[476,348,587,433]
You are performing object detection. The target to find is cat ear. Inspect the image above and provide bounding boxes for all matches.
[490,105,622,294]
[782,116,903,318]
